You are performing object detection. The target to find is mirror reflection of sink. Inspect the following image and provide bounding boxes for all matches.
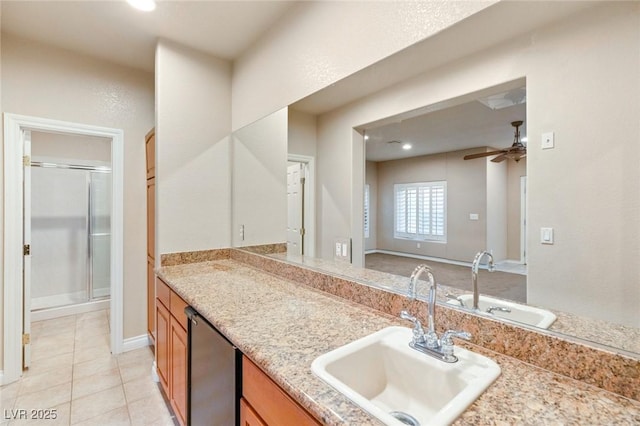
[311,326,500,426]
[447,294,557,329]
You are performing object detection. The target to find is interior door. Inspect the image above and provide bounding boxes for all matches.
[286,163,303,255]
[22,130,32,370]
[521,175,527,265]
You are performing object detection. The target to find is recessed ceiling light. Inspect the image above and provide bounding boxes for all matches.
[402,143,412,150]
[127,0,156,12]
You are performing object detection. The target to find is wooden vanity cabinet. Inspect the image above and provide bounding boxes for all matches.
[155,277,188,426]
[242,356,320,426]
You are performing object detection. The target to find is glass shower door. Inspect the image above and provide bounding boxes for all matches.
[90,171,111,300]
[31,167,89,309]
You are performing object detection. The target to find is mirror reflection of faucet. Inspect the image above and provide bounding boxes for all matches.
[472,250,495,311]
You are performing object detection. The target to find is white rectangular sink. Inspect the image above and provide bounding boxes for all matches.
[447,294,556,329]
[311,326,500,426]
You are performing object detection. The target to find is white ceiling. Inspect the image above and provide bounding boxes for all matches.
[366,98,527,162]
[1,1,297,72]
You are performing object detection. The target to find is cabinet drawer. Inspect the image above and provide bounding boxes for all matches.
[156,277,170,308]
[243,356,319,426]
[170,291,189,330]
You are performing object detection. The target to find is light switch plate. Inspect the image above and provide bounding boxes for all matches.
[469,213,479,221]
[541,227,554,244]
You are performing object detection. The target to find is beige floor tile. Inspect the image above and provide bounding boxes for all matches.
[18,366,73,396]
[74,331,110,352]
[35,316,77,337]
[72,368,122,401]
[118,361,152,384]
[14,382,72,411]
[31,335,75,361]
[123,376,162,405]
[73,344,112,365]
[76,316,109,332]
[31,326,75,343]
[127,392,173,426]
[116,347,154,368]
[76,310,107,322]
[73,355,119,380]
[69,385,126,424]
[72,406,131,426]
[22,352,73,378]
[0,382,21,402]
[74,324,109,341]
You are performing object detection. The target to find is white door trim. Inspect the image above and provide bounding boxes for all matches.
[3,113,125,385]
[288,154,315,257]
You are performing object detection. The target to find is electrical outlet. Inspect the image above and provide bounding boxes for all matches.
[239,225,245,241]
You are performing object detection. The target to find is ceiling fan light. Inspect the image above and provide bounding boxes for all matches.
[127,0,156,12]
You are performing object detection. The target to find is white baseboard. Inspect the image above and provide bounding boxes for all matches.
[122,334,151,352]
[366,249,474,268]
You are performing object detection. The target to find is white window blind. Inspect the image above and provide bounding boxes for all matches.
[364,184,370,238]
[394,181,446,241]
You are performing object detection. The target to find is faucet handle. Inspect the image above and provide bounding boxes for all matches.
[440,330,471,363]
[400,311,425,344]
[445,293,465,307]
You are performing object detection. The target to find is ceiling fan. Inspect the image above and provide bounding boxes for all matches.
[463,120,526,163]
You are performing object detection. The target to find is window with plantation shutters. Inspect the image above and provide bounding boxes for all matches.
[394,181,446,241]
[364,184,370,238]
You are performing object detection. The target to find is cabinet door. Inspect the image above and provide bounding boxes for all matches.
[145,130,155,179]
[147,177,155,259]
[147,260,155,343]
[156,300,170,394]
[240,398,267,426]
[170,319,188,426]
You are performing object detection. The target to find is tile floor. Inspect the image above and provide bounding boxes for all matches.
[0,310,176,425]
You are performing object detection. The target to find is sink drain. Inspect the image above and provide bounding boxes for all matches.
[389,411,420,426]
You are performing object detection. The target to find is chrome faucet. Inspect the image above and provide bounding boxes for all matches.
[407,264,438,347]
[401,264,471,363]
[471,251,495,310]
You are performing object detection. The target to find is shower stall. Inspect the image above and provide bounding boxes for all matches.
[30,160,112,319]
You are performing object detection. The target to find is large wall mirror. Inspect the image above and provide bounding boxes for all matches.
[231,2,640,358]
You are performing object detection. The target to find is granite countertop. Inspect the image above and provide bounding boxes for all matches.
[157,259,640,425]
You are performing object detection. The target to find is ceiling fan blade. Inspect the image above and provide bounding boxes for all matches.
[491,153,508,163]
[463,150,505,160]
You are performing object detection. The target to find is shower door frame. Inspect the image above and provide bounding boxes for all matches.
[3,113,124,385]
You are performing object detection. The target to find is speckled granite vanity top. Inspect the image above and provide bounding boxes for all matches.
[157,259,640,425]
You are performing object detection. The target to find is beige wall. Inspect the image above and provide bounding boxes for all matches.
[31,131,111,162]
[314,3,639,327]
[231,1,496,130]
[288,109,316,158]
[232,108,287,246]
[1,34,154,346]
[374,149,488,262]
[155,40,232,256]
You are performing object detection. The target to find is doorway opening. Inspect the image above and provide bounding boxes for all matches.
[3,114,124,385]
[29,131,113,321]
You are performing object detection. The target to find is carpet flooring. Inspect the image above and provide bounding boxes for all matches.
[365,253,527,303]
